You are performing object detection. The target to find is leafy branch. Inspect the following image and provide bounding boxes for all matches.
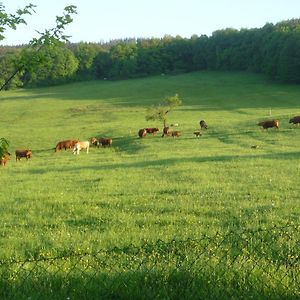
[0,2,36,41]
[0,137,9,158]
[0,5,77,91]
[30,5,77,48]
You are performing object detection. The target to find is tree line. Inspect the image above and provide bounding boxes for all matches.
[1,18,300,89]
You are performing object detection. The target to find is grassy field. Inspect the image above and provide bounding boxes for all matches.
[0,71,300,298]
[1,71,300,258]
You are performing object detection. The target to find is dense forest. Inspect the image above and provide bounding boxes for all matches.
[1,19,300,89]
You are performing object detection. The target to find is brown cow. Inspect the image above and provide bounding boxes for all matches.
[200,120,208,129]
[90,137,113,147]
[257,119,279,129]
[162,127,172,137]
[55,139,79,152]
[289,116,300,125]
[15,149,32,161]
[172,131,181,138]
[90,137,99,147]
[99,138,113,147]
[138,128,147,138]
[0,152,11,166]
[145,127,159,135]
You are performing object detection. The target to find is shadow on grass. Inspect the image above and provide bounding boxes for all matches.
[2,72,300,111]
[31,148,56,154]
[1,269,291,300]
[28,127,294,157]
[109,135,145,154]
[2,225,299,300]
[26,135,144,158]
[23,150,300,175]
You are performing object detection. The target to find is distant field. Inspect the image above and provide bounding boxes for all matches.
[1,70,300,261]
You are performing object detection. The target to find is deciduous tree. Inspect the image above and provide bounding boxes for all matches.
[146,94,182,128]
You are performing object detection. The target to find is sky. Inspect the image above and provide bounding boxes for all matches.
[1,0,300,46]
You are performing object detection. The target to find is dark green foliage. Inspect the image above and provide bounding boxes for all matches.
[93,50,112,79]
[191,35,209,70]
[72,42,102,79]
[0,51,23,89]
[0,137,9,158]
[109,41,138,78]
[277,32,300,83]
[2,18,300,88]
[20,46,78,87]
[136,38,164,75]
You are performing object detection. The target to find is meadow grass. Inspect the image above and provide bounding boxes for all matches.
[1,71,300,258]
[0,71,300,298]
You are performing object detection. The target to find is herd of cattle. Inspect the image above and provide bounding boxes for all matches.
[0,137,113,167]
[1,116,300,167]
[0,149,33,166]
[138,120,209,139]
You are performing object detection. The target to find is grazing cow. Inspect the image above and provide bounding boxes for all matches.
[194,130,202,137]
[257,119,279,129]
[289,116,300,125]
[145,128,159,135]
[200,120,208,129]
[55,139,79,152]
[99,137,113,147]
[162,127,172,137]
[0,152,11,166]
[90,137,99,147]
[172,131,181,138]
[138,128,147,138]
[15,149,32,161]
[73,141,90,155]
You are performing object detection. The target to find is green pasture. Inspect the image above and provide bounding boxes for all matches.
[1,70,300,261]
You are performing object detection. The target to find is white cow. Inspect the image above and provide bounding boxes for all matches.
[73,141,90,154]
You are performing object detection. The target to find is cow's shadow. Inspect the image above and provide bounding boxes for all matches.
[111,135,146,154]
[24,150,300,175]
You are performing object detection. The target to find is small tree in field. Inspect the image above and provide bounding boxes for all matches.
[146,93,182,128]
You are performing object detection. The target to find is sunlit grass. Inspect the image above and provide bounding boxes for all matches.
[0,71,300,261]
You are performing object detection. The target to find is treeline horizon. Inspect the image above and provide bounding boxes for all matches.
[1,18,300,89]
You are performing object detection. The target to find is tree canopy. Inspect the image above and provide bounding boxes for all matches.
[1,18,300,88]
[146,94,182,128]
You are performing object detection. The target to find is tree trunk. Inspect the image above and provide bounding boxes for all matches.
[162,118,167,137]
